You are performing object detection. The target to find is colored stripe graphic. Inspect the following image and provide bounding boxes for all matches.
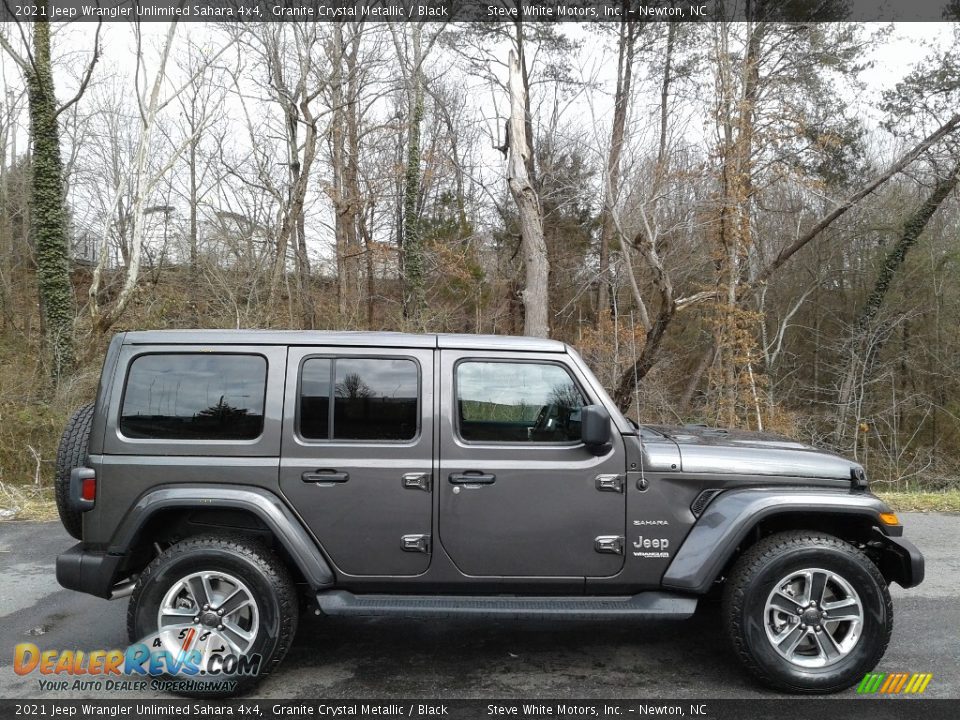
[858,673,883,693]
[858,672,932,695]
[879,674,896,693]
[181,627,196,652]
[856,674,876,693]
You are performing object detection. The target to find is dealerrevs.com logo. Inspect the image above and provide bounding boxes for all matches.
[14,630,262,694]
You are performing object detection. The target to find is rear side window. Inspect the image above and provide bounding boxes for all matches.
[299,357,419,441]
[120,354,266,440]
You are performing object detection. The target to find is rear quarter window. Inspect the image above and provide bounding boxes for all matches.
[120,353,267,440]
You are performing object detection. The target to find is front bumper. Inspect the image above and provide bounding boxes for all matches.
[876,531,925,588]
[56,543,125,599]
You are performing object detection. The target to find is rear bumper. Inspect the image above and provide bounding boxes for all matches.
[56,543,125,599]
[877,532,925,589]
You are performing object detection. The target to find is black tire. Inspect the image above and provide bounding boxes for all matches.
[54,403,94,539]
[127,534,298,697]
[722,530,892,694]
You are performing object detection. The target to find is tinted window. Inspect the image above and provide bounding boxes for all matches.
[457,361,586,443]
[299,357,418,441]
[121,354,266,440]
[299,358,332,440]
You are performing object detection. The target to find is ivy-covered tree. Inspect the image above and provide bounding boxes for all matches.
[0,16,99,384]
[29,19,75,381]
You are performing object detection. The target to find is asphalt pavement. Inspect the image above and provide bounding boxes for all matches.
[0,514,957,700]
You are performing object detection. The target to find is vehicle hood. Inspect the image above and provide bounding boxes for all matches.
[645,425,861,481]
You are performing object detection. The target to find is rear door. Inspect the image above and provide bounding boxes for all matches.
[438,350,627,578]
[279,346,434,576]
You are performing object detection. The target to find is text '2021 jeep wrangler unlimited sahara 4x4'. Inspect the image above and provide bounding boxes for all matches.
[54,330,924,695]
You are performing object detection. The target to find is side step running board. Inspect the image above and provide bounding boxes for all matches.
[316,590,697,619]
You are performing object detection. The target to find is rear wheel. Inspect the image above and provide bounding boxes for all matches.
[54,403,94,539]
[128,535,297,696]
[722,531,892,693]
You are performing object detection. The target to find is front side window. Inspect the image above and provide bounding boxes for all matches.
[299,357,419,441]
[456,361,586,443]
[120,354,266,440]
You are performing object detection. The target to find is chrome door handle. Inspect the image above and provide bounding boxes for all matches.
[449,472,496,485]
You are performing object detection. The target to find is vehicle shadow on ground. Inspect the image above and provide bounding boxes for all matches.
[272,603,770,699]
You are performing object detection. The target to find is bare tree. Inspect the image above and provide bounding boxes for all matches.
[596,16,641,324]
[88,21,232,335]
[506,50,549,338]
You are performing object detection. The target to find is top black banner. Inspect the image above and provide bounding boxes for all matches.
[1,0,958,23]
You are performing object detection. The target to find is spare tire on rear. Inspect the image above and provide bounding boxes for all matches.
[55,403,94,539]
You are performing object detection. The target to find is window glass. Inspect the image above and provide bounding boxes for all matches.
[299,358,332,440]
[457,361,586,443]
[121,354,266,440]
[299,357,419,441]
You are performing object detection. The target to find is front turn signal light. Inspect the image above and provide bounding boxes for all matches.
[878,512,900,526]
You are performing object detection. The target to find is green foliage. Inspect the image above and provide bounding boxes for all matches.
[402,73,426,328]
[755,23,871,188]
[27,20,75,383]
[882,25,960,132]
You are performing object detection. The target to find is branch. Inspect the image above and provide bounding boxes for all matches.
[0,1,33,72]
[55,20,102,120]
[675,290,715,310]
[755,112,960,285]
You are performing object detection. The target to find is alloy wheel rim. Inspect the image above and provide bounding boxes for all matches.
[156,570,259,664]
[763,567,863,668]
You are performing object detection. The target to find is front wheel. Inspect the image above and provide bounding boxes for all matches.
[127,535,298,696]
[722,531,892,693]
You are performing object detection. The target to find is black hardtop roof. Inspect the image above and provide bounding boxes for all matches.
[120,330,567,353]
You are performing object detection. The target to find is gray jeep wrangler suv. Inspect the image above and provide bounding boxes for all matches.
[54,330,923,695]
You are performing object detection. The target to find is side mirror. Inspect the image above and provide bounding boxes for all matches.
[580,404,612,454]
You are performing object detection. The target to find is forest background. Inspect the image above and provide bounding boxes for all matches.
[2,10,960,517]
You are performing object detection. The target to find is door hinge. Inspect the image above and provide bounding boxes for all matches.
[402,472,431,491]
[401,534,431,553]
[594,535,624,555]
[595,474,624,493]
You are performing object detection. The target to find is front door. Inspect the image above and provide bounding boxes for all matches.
[280,347,434,576]
[438,350,627,578]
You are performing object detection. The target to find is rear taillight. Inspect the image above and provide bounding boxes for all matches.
[71,467,97,510]
[81,476,96,502]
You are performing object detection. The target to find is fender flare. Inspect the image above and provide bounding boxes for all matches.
[661,488,902,594]
[109,484,335,590]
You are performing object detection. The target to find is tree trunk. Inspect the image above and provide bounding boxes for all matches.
[596,15,637,326]
[401,28,426,328]
[187,127,198,319]
[90,22,179,336]
[345,31,364,323]
[712,20,761,426]
[506,50,549,338]
[330,26,364,325]
[612,229,675,411]
[834,159,960,442]
[28,18,75,382]
[858,161,960,331]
